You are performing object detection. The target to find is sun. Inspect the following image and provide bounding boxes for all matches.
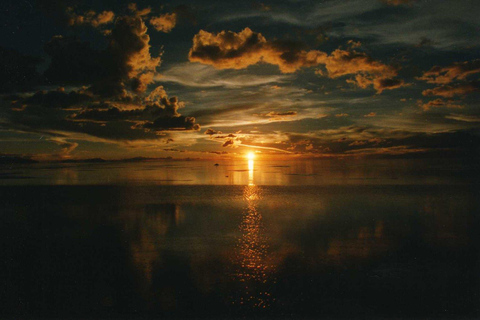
[246,152,256,160]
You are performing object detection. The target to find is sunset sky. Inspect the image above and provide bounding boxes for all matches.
[1,0,479,160]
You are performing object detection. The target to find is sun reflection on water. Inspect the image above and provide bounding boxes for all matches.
[230,157,276,311]
[248,159,254,186]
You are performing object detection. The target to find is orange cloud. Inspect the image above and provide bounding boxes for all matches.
[128,3,152,17]
[189,28,405,93]
[325,49,397,78]
[417,59,480,84]
[66,8,115,27]
[188,28,327,73]
[422,82,479,98]
[107,16,160,94]
[149,13,177,32]
[419,99,464,111]
[321,49,406,93]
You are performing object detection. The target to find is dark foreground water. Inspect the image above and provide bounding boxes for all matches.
[0,159,479,319]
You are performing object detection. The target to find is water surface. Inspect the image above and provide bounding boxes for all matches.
[1,159,478,318]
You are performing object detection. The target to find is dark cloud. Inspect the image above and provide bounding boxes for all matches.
[285,126,480,158]
[144,116,199,131]
[73,106,148,122]
[373,77,407,93]
[255,111,297,121]
[204,128,221,135]
[93,15,160,95]
[20,88,93,109]
[44,15,160,97]
[72,87,199,131]
[222,139,235,147]
[2,11,199,150]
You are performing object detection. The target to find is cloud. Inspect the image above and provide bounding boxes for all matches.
[445,114,480,123]
[222,139,235,147]
[2,12,199,154]
[422,82,479,98]
[44,15,160,97]
[255,111,297,121]
[149,13,177,32]
[102,15,160,95]
[347,40,361,48]
[158,62,291,88]
[417,60,480,85]
[204,128,221,135]
[48,137,79,156]
[320,49,406,93]
[128,3,152,17]
[202,129,242,148]
[371,77,407,93]
[71,86,199,131]
[143,116,200,131]
[188,29,405,93]
[19,88,93,110]
[188,28,327,73]
[364,112,377,117]
[284,126,480,157]
[419,99,464,111]
[66,8,115,28]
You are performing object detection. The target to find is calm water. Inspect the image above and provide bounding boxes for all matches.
[1,159,479,319]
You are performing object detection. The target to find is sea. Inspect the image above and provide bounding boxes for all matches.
[1,158,479,319]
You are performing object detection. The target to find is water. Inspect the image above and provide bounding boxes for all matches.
[0,159,479,318]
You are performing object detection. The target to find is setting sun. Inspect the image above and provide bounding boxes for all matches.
[246,152,256,160]
[2,1,478,319]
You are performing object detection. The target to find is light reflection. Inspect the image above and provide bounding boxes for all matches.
[248,159,254,186]
[230,158,276,310]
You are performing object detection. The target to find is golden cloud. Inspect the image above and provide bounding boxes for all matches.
[189,28,405,93]
[149,13,177,32]
[417,60,480,84]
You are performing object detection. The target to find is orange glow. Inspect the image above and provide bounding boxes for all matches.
[246,152,256,160]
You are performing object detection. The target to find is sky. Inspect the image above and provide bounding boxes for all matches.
[1,0,479,160]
